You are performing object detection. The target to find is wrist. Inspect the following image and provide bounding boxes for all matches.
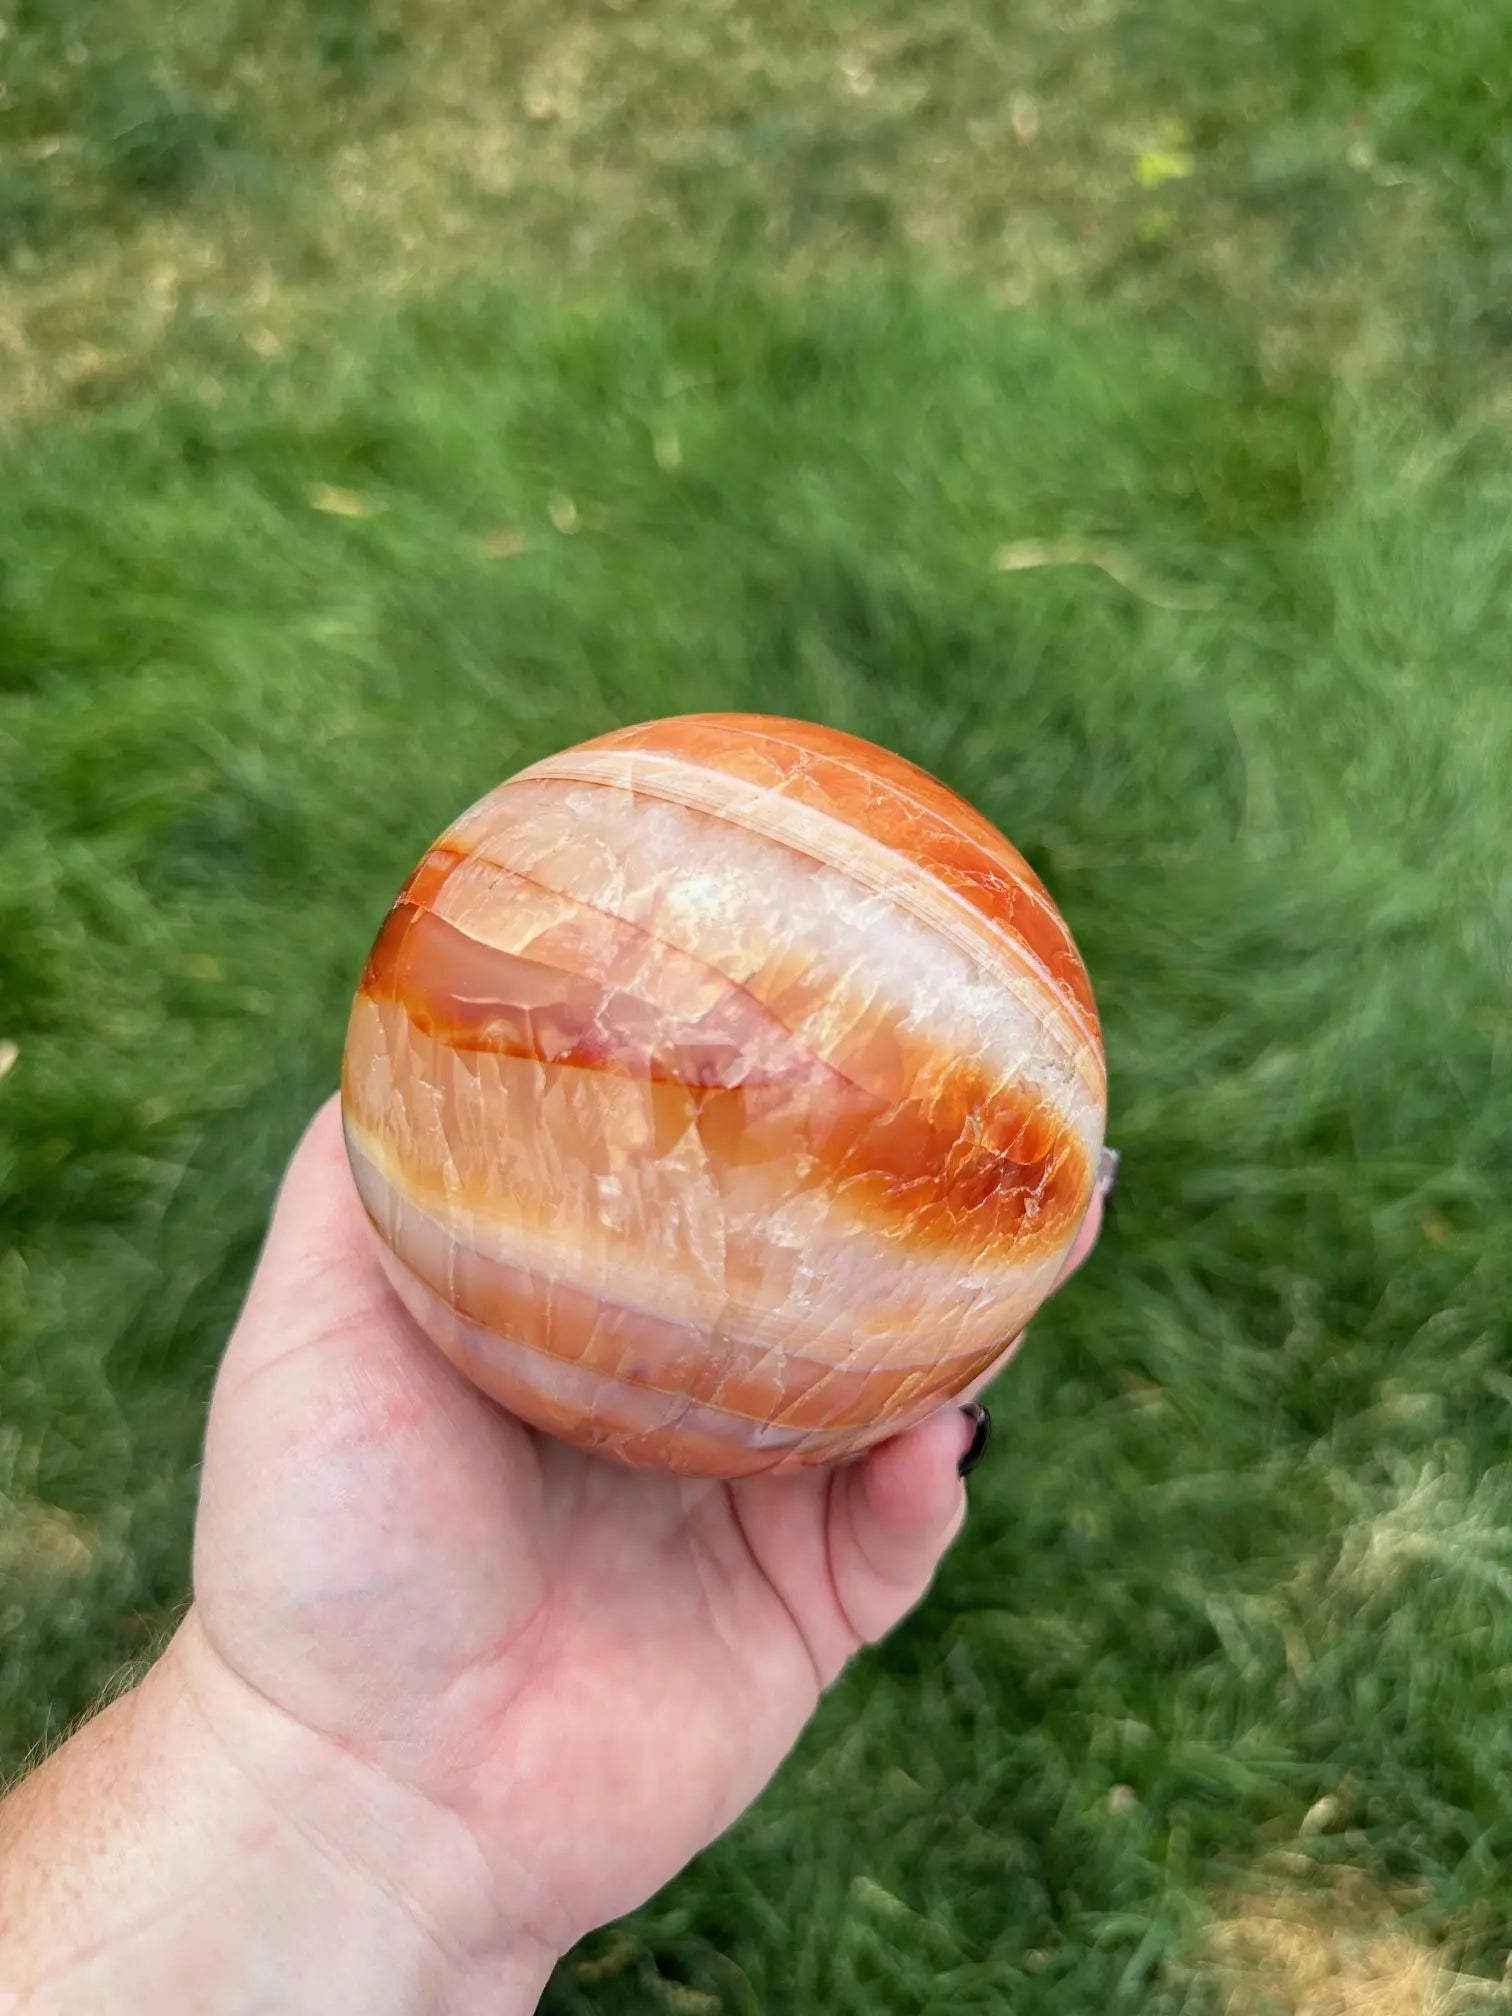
[0,1612,557,2016]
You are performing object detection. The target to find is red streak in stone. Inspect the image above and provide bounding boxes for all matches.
[362,900,840,1093]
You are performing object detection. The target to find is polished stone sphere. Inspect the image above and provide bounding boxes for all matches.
[341,714,1106,1476]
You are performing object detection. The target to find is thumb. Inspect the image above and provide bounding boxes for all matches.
[229,1093,390,1371]
[826,1408,977,1647]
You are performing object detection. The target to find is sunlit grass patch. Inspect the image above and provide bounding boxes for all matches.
[1203,1867,1507,2015]
[2,0,1501,419]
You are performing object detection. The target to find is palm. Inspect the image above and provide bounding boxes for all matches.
[192,1102,972,1944]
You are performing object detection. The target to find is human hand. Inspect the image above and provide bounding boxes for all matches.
[1,1099,1105,2015]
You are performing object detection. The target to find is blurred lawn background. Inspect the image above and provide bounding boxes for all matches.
[2,0,1510,2009]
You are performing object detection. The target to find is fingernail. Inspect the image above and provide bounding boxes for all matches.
[957,1403,992,1478]
[1097,1146,1121,1206]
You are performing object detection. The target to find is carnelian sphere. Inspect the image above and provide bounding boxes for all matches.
[340,714,1107,1477]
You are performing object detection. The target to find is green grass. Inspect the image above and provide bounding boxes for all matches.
[3,2,1511,2011]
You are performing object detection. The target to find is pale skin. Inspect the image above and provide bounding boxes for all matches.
[0,1098,1104,2014]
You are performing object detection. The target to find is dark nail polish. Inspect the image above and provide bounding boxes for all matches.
[957,1403,992,1477]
